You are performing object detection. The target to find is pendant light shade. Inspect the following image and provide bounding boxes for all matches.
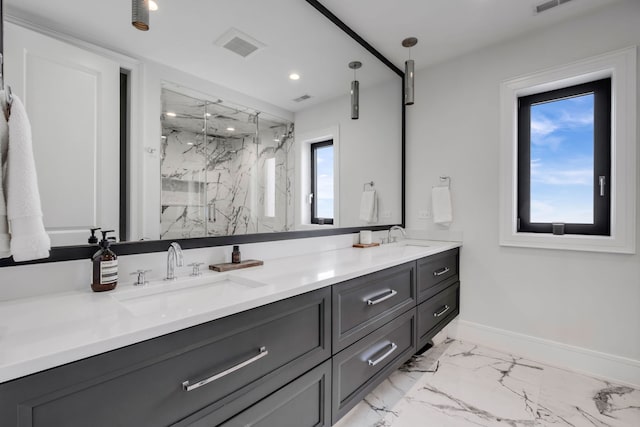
[402,37,418,105]
[132,0,150,31]
[349,61,362,120]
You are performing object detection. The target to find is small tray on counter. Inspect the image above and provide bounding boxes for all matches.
[209,260,264,272]
[352,243,380,248]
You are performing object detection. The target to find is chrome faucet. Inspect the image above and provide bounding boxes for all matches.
[388,225,406,243]
[166,242,184,280]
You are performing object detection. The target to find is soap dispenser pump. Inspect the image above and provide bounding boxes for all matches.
[91,230,118,292]
[88,227,101,244]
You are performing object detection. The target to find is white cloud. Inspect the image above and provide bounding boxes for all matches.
[531,115,558,137]
[532,167,592,186]
[530,199,593,223]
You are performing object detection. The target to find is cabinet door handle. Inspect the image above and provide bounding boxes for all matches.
[433,305,450,318]
[433,267,450,277]
[366,289,398,306]
[182,346,268,392]
[367,342,398,366]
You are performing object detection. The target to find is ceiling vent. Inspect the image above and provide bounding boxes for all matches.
[535,0,572,14]
[293,94,312,103]
[215,28,266,58]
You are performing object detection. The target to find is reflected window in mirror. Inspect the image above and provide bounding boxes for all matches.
[311,140,334,225]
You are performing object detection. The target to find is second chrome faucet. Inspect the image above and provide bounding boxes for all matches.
[166,242,184,280]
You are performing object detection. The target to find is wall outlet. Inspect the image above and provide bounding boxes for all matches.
[418,210,431,220]
[380,211,392,219]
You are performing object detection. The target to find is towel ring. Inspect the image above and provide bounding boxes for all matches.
[363,181,374,191]
[439,176,451,188]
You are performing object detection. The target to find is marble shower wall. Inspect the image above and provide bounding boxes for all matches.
[160,95,294,239]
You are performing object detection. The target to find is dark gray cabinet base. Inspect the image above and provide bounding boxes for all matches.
[0,288,331,427]
[219,360,331,427]
[332,309,416,424]
[0,248,461,427]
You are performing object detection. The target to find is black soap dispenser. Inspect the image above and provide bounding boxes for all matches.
[91,230,118,292]
[88,227,101,244]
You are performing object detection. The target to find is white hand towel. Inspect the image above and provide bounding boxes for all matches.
[6,94,51,261]
[359,190,377,223]
[0,93,10,259]
[432,186,453,226]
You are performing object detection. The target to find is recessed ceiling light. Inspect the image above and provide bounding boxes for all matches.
[227,127,235,131]
[289,73,300,81]
[187,142,194,146]
[166,112,176,117]
[149,1,158,11]
[205,113,212,117]
[274,138,280,142]
[161,135,167,139]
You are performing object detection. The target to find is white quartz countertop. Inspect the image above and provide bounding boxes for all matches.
[0,240,460,383]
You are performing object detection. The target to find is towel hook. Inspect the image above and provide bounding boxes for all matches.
[363,181,374,191]
[439,176,451,188]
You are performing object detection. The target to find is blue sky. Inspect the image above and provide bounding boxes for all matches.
[529,94,594,224]
[315,145,334,219]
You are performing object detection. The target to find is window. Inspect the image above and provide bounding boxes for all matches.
[264,157,276,218]
[499,47,636,253]
[517,78,611,236]
[310,140,334,225]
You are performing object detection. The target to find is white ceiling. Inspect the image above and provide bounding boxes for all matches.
[320,0,622,70]
[5,0,621,113]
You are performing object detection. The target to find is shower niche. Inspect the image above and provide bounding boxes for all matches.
[160,87,295,239]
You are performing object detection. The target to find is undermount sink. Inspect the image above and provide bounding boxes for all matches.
[112,274,266,318]
[402,240,431,247]
[389,240,430,247]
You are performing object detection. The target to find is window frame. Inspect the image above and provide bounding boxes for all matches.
[310,139,334,225]
[499,47,636,254]
[517,78,611,236]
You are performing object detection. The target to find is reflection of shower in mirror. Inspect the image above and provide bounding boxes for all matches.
[160,87,294,239]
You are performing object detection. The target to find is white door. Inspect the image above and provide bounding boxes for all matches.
[5,22,120,246]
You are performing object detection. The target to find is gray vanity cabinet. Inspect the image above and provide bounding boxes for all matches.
[332,261,416,352]
[0,247,461,426]
[417,282,460,349]
[218,360,331,427]
[416,248,459,303]
[0,287,331,427]
[331,309,416,423]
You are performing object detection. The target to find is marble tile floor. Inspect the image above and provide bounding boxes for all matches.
[335,339,640,427]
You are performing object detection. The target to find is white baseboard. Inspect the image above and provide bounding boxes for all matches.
[447,319,640,388]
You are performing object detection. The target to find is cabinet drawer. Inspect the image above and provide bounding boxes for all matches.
[332,309,416,423]
[333,261,416,352]
[417,248,459,303]
[218,360,331,427]
[1,288,331,427]
[417,282,459,349]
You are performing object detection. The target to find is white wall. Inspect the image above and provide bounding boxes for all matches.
[295,77,403,227]
[406,0,640,377]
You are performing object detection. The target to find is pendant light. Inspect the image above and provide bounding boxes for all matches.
[132,0,150,31]
[349,61,362,120]
[402,37,418,105]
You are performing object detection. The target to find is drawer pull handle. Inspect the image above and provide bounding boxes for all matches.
[433,267,450,277]
[433,305,450,318]
[182,346,268,392]
[368,342,398,366]
[366,289,398,306]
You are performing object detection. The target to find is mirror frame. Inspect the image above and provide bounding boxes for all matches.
[0,0,405,267]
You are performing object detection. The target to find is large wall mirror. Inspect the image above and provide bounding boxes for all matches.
[1,0,403,264]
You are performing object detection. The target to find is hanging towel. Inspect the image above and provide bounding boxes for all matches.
[359,190,377,223]
[432,186,453,226]
[0,93,10,259]
[6,94,50,261]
